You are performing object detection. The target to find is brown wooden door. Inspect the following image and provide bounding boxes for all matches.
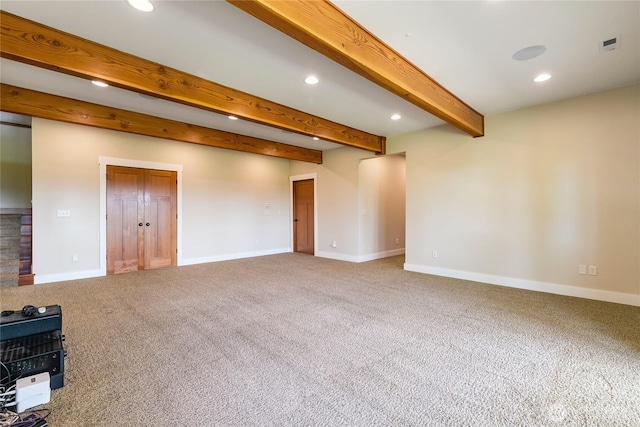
[144,169,177,269]
[293,179,314,255]
[107,166,176,274]
[107,166,144,274]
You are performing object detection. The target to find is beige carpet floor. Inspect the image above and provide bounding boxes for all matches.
[1,254,639,426]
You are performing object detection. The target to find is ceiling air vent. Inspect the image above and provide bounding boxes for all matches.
[600,36,619,52]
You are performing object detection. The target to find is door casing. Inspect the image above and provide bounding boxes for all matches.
[99,156,183,277]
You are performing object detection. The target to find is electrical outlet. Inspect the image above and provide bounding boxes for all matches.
[395,238,399,245]
[578,265,587,275]
[72,254,78,262]
[331,241,337,248]
[56,209,71,217]
[588,265,597,276]
[432,250,438,258]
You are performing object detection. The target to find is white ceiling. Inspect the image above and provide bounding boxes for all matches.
[1,1,638,152]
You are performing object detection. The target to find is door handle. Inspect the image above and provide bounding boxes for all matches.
[138,223,143,227]
[294,219,299,222]
[146,223,150,226]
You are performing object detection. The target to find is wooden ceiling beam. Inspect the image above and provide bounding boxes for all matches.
[228,0,484,138]
[0,10,384,153]
[1,84,323,164]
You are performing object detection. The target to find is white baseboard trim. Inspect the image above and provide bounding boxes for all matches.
[357,248,405,262]
[404,263,640,307]
[316,248,405,263]
[315,251,360,262]
[35,269,103,285]
[180,247,291,266]
[34,249,292,283]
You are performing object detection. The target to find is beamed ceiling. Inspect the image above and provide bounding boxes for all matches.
[0,1,638,163]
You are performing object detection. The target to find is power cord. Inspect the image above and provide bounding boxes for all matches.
[0,409,50,427]
[0,408,18,426]
[0,387,18,409]
[0,383,17,410]
[1,364,51,426]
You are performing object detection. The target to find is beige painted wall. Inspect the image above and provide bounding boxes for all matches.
[388,84,640,305]
[359,154,406,258]
[0,124,32,209]
[291,148,406,261]
[32,118,291,283]
[291,147,361,259]
[21,84,640,305]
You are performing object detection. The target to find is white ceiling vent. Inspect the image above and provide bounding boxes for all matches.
[600,36,619,52]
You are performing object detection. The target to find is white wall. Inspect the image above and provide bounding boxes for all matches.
[32,119,291,283]
[290,148,406,262]
[388,84,640,306]
[0,124,32,210]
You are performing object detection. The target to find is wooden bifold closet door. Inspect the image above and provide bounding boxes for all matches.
[106,166,177,274]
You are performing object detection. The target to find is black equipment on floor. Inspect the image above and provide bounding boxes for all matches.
[0,305,62,341]
[0,305,66,390]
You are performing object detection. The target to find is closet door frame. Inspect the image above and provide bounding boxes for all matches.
[99,157,183,277]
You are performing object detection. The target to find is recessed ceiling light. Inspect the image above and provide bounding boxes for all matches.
[390,113,402,120]
[512,45,546,61]
[126,0,154,12]
[304,75,319,85]
[92,80,109,88]
[534,73,551,83]
[312,137,319,141]
[228,115,238,120]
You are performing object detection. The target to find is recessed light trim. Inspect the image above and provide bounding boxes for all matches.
[304,75,319,85]
[92,80,109,88]
[390,113,402,120]
[228,115,239,120]
[513,45,546,61]
[312,137,319,141]
[126,0,154,12]
[534,73,551,83]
